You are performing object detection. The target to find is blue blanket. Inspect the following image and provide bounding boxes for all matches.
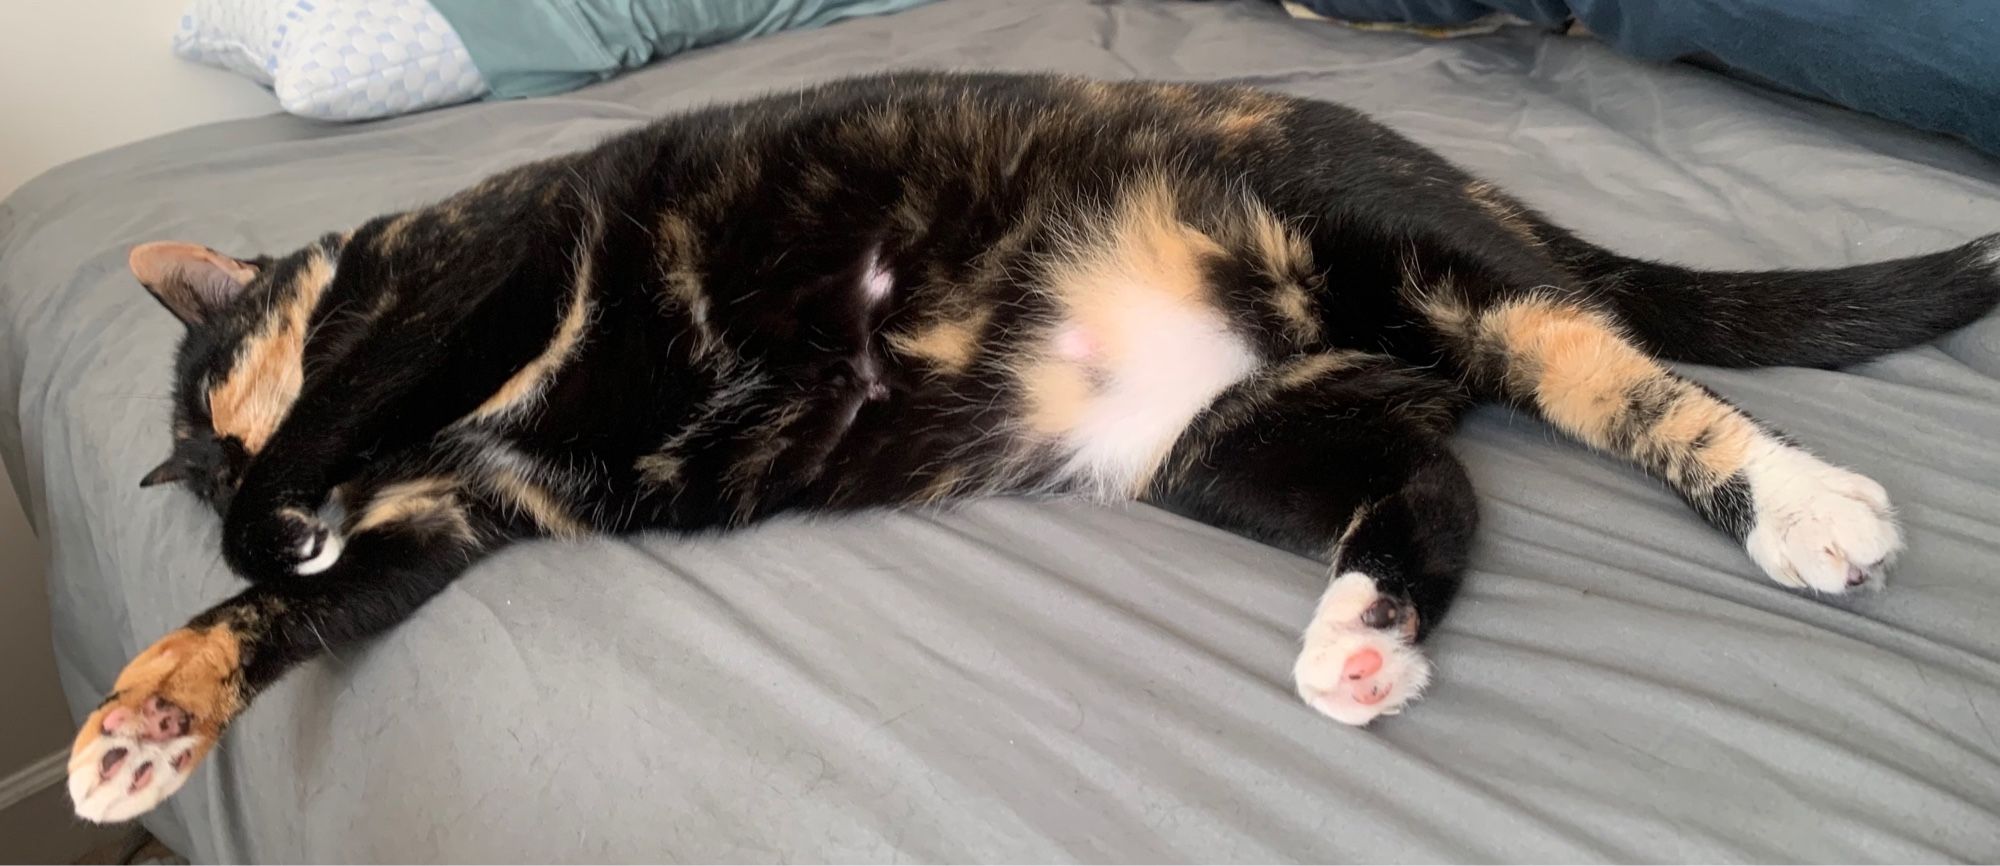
[1296,0,2000,157]
[431,0,938,100]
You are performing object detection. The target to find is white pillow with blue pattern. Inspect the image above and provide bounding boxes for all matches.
[174,0,489,121]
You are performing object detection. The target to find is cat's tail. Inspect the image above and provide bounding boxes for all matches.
[1551,232,2000,369]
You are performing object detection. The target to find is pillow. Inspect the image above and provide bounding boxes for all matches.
[174,0,489,121]
[176,0,941,121]
[425,0,942,100]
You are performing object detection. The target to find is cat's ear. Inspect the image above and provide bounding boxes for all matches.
[128,241,260,326]
[138,458,186,488]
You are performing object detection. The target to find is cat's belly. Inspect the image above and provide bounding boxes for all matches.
[1007,180,1274,499]
[1022,297,1261,499]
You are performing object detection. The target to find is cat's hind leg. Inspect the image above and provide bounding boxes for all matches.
[1146,353,1476,725]
[69,472,501,822]
[1414,274,1901,593]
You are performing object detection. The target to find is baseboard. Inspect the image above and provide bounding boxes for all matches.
[0,748,67,813]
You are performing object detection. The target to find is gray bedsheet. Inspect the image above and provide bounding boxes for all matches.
[4,0,1998,861]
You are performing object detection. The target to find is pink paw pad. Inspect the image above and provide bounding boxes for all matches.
[103,695,191,741]
[141,695,192,740]
[1296,573,1435,726]
[1344,648,1390,705]
[98,747,128,781]
[1342,648,1383,680]
[99,707,133,734]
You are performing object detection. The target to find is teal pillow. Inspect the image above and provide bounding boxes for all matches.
[430,0,938,100]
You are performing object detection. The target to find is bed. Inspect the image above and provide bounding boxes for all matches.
[4,0,1998,860]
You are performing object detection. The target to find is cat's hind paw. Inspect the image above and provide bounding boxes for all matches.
[1293,572,1431,726]
[1741,440,1901,594]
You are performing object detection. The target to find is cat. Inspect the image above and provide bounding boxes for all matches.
[69,71,2000,823]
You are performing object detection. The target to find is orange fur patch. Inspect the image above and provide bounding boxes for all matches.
[484,462,585,537]
[1401,266,1475,342]
[634,453,684,487]
[1014,174,1267,498]
[1210,96,1285,140]
[655,211,716,359]
[1020,358,1096,436]
[1044,178,1220,349]
[469,222,598,421]
[1464,180,1540,245]
[1272,284,1319,343]
[375,212,417,250]
[888,309,991,374]
[1652,388,1757,485]
[1481,299,1757,489]
[207,252,333,453]
[353,477,473,540]
[1273,352,1359,391]
[1021,175,1224,437]
[1238,201,1319,343]
[917,465,969,505]
[1480,303,1654,445]
[72,626,242,760]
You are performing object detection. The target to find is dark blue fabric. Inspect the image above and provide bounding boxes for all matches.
[1296,0,2000,157]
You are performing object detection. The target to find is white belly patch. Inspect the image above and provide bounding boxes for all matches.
[1019,181,1265,498]
[1034,304,1259,499]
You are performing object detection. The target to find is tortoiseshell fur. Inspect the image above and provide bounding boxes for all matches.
[71,72,2000,822]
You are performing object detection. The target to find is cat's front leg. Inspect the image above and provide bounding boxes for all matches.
[73,470,504,822]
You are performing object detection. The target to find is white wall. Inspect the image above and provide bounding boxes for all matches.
[0,0,277,199]
[1,1,279,858]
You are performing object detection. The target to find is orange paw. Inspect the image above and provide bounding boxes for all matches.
[69,627,241,822]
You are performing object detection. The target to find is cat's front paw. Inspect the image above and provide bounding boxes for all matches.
[69,628,239,823]
[224,504,341,579]
[1741,440,1900,594]
[1293,572,1431,726]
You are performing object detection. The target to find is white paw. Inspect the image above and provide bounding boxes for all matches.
[287,500,347,576]
[295,529,344,575]
[69,696,201,823]
[1293,572,1432,726]
[1741,437,1901,594]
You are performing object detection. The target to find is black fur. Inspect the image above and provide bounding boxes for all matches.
[1556,232,2000,368]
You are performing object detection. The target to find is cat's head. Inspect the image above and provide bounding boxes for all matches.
[129,236,346,508]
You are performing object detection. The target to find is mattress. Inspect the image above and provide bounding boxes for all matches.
[3,0,1998,860]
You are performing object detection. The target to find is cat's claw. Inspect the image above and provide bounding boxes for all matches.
[1294,572,1430,726]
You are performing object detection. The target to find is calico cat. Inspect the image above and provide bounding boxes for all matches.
[69,71,2000,823]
